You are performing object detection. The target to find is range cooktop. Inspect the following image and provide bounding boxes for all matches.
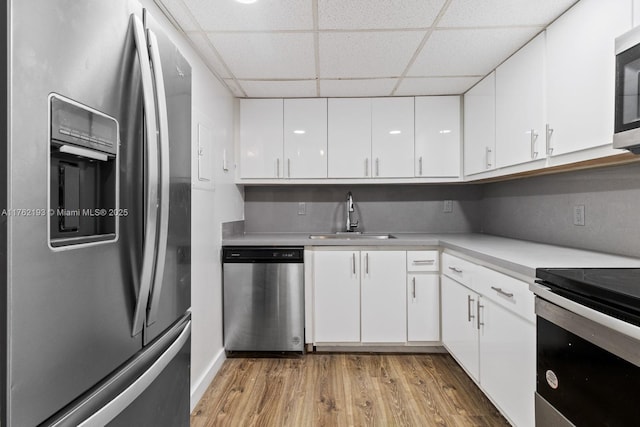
[536,268,640,326]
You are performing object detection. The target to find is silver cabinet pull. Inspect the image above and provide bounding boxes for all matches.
[477,299,484,330]
[276,158,280,178]
[287,158,291,178]
[352,253,356,275]
[491,286,514,298]
[375,158,380,177]
[546,124,554,156]
[449,266,463,273]
[412,277,416,299]
[413,259,435,265]
[365,253,369,275]
[365,158,369,177]
[467,295,475,322]
[485,146,492,168]
[419,156,423,176]
[530,129,539,159]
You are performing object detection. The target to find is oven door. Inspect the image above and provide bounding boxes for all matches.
[535,296,640,426]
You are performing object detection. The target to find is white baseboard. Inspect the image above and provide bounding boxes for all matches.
[190,348,226,412]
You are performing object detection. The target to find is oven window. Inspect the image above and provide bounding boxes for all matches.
[537,316,640,425]
[616,43,640,133]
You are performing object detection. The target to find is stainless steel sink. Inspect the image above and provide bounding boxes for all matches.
[308,233,395,240]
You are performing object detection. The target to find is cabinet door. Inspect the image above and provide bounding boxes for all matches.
[546,0,631,156]
[479,298,535,427]
[371,98,415,178]
[496,33,546,168]
[464,72,496,176]
[328,98,372,178]
[441,276,479,381]
[313,251,360,343]
[415,96,461,177]
[361,251,407,342]
[239,99,283,178]
[284,98,328,178]
[407,274,440,342]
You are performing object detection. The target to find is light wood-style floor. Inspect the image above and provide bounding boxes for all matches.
[191,353,510,427]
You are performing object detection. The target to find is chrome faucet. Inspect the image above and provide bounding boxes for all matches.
[345,191,359,232]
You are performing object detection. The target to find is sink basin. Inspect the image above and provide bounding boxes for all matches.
[309,233,395,240]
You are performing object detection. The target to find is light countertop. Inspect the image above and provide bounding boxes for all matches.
[222,232,640,278]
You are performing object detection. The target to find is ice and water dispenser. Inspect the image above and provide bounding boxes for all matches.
[48,94,119,248]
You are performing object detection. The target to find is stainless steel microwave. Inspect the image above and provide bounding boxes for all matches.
[614,26,640,153]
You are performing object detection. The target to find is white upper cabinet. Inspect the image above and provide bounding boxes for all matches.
[464,72,496,176]
[415,96,461,178]
[239,98,283,178]
[496,33,546,168]
[371,98,415,178]
[546,0,632,156]
[328,98,372,178]
[284,98,328,178]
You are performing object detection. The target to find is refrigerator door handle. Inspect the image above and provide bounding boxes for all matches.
[77,320,191,427]
[131,14,160,337]
[145,28,170,327]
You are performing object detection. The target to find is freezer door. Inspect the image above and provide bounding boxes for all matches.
[143,11,192,345]
[7,1,147,425]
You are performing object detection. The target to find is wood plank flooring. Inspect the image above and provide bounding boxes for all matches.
[191,353,510,427]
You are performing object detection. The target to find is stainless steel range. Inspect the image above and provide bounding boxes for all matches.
[532,268,640,426]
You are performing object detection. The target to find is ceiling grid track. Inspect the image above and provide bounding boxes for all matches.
[390,0,454,96]
[312,0,321,97]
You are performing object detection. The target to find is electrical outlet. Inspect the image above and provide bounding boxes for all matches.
[444,200,453,213]
[298,202,306,215]
[573,205,585,226]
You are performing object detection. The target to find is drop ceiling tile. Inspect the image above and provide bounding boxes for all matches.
[239,80,318,98]
[319,79,397,97]
[394,76,481,96]
[157,0,200,32]
[439,0,578,27]
[318,0,445,30]
[319,31,425,78]
[408,28,540,77]
[209,33,316,79]
[188,33,232,79]
[182,0,313,31]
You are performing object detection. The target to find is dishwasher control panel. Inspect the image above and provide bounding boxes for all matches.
[222,247,304,263]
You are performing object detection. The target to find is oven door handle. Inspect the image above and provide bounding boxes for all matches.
[535,296,640,367]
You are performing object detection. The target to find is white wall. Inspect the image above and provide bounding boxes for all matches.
[139,0,244,410]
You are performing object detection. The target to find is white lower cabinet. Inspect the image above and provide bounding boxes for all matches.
[313,249,407,344]
[313,250,361,343]
[441,275,480,381]
[479,297,535,427]
[441,254,535,427]
[407,274,440,342]
[361,251,407,343]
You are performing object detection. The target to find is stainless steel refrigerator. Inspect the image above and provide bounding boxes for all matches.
[2,1,192,425]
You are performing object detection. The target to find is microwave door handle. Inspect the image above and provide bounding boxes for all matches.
[130,14,159,337]
[146,28,170,327]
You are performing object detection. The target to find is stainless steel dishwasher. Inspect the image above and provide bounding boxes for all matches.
[222,247,304,353]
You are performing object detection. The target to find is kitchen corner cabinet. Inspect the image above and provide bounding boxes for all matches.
[371,98,415,178]
[328,98,372,178]
[546,0,632,156]
[441,253,535,427]
[414,96,461,178]
[313,249,407,343]
[283,98,328,178]
[464,72,496,176]
[495,32,546,168]
[239,98,283,178]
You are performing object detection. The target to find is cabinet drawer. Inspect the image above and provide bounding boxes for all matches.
[475,266,535,323]
[442,253,475,287]
[407,250,439,272]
